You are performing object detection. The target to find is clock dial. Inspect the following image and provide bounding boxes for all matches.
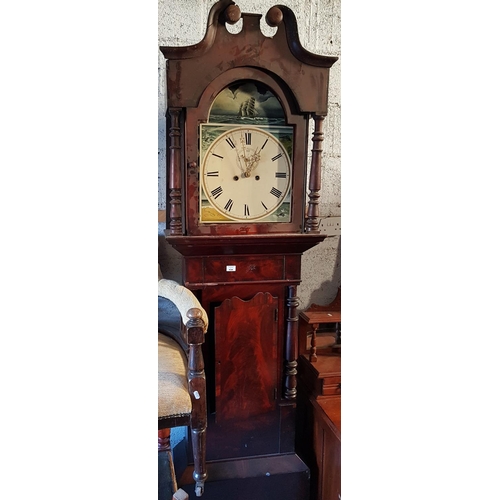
[200,126,292,222]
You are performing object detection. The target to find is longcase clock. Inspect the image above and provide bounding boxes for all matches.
[160,1,337,497]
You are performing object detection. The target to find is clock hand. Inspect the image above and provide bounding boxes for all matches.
[235,150,246,175]
[240,131,261,173]
[244,151,261,177]
[233,138,247,176]
[238,132,252,176]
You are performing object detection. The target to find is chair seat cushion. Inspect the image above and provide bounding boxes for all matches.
[158,333,192,419]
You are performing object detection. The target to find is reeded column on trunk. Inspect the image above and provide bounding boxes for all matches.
[168,108,183,235]
[285,284,299,399]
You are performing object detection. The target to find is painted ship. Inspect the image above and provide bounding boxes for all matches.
[238,97,257,118]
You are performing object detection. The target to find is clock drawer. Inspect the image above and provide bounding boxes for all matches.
[203,256,284,283]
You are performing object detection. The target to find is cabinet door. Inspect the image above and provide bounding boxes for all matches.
[215,292,278,423]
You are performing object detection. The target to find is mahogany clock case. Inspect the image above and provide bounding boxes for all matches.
[160,0,338,496]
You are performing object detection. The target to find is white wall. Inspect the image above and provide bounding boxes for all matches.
[158,0,340,309]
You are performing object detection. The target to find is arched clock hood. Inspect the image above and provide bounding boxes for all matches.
[160,0,337,115]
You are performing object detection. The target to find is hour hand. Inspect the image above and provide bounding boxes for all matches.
[244,151,261,176]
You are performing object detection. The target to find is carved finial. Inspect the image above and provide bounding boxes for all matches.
[187,308,203,321]
[224,4,241,25]
[266,6,283,27]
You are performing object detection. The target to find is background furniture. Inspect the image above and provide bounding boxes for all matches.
[158,279,209,497]
[309,396,341,500]
[296,287,341,500]
[299,288,341,362]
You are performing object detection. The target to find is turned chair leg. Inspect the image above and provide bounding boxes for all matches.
[191,426,207,496]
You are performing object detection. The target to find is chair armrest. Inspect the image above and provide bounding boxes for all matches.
[158,279,209,333]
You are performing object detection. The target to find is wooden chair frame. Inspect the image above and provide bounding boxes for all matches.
[158,279,208,497]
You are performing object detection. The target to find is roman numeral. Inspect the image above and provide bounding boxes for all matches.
[275,172,287,178]
[261,201,268,210]
[270,187,282,198]
[211,186,223,199]
[206,171,219,177]
[224,199,234,212]
[272,153,282,162]
[244,204,250,216]
[245,132,251,145]
[261,138,268,150]
[225,137,236,149]
[212,153,223,159]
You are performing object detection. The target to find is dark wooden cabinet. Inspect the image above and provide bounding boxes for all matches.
[312,397,341,500]
[297,376,341,500]
[297,369,341,500]
[296,295,341,500]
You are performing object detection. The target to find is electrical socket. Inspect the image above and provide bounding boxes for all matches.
[319,216,341,236]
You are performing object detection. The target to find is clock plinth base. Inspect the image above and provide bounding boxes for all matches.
[178,454,310,500]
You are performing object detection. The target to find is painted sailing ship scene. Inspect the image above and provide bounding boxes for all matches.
[238,96,256,118]
[208,80,286,125]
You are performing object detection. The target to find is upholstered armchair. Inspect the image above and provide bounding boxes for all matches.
[158,278,208,497]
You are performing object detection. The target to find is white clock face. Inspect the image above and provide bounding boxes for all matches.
[200,126,292,222]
